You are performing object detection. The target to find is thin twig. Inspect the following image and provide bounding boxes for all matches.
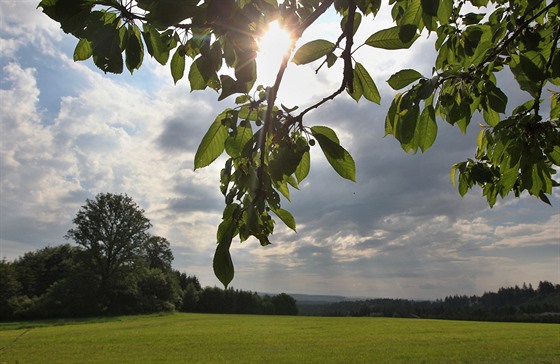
[291,0,357,124]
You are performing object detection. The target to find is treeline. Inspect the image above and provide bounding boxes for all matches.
[298,282,560,323]
[0,193,297,321]
[0,244,297,320]
[180,277,297,315]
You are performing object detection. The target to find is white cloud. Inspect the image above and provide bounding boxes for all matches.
[0,0,65,58]
[491,214,560,248]
[1,1,558,299]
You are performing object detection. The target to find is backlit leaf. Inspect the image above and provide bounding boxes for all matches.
[194,113,229,170]
[365,25,419,50]
[142,23,170,65]
[311,126,356,182]
[292,39,335,65]
[271,207,296,232]
[355,63,381,104]
[125,24,144,73]
[225,122,253,158]
[295,151,310,183]
[170,47,185,84]
[73,38,92,61]
[417,105,437,152]
[387,69,423,90]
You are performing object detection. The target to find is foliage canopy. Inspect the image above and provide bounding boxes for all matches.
[64,193,182,314]
[39,0,560,286]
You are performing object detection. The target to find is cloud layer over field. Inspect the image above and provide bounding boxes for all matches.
[1,1,558,299]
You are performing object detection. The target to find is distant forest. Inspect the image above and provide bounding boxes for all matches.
[0,244,297,321]
[1,243,558,323]
[297,281,560,323]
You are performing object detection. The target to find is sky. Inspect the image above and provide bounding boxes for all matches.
[1,1,558,300]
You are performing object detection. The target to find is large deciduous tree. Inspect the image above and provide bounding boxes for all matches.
[65,193,183,314]
[66,193,152,283]
[40,0,560,287]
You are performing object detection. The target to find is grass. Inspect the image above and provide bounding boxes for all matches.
[0,313,558,363]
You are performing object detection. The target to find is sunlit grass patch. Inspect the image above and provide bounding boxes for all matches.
[1,313,558,363]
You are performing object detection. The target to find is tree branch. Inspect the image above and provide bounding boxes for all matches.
[255,0,336,200]
[481,0,559,66]
[292,0,357,124]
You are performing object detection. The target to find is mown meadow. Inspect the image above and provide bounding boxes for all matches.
[1,313,558,363]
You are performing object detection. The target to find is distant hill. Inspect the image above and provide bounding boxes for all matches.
[289,294,351,305]
[258,292,352,305]
[293,282,560,323]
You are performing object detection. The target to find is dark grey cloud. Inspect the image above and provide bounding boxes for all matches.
[155,96,222,153]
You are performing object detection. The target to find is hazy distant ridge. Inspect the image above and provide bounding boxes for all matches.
[289,294,351,304]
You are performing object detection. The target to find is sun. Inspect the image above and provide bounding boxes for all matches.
[256,21,295,84]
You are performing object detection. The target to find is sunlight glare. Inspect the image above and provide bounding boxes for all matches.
[256,21,294,84]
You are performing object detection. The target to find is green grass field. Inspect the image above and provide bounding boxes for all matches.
[0,313,558,363]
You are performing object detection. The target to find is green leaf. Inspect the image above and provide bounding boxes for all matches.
[73,38,92,61]
[385,94,402,137]
[450,163,458,188]
[549,146,560,166]
[143,0,198,29]
[213,203,239,287]
[125,25,144,74]
[142,23,170,65]
[387,69,423,90]
[527,163,543,196]
[397,103,420,151]
[213,238,234,288]
[225,122,253,158]
[88,14,124,74]
[295,151,310,183]
[235,58,256,84]
[311,125,340,143]
[348,66,363,101]
[519,53,545,83]
[471,40,492,66]
[400,0,423,30]
[421,0,439,17]
[486,83,508,114]
[341,11,362,35]
[326,53,337,68]
[458,172,470,197]
[365,25,419,50]
[292,40,335,65]
[39,0,95,37]
[509,53,543,98]
[219,75,250,101]
[417,105,437,152]
[483,108,500,127]
[355,63,381,104]
[189,55,221,91]
[500,167,518,195]
[311,126,356,182]
[271,207,296,232]
[170,47,185,84]
[437,0,453,25]
[194,113,229,170]
[470,0,489,6]
[275,181,291,201]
